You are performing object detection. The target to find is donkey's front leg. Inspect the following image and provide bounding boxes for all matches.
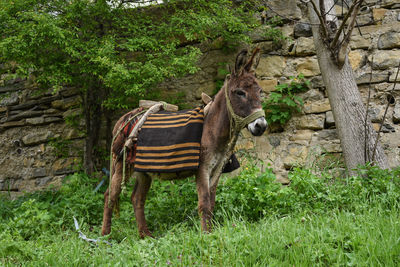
[196,167,212,232]
[131,172,153,238]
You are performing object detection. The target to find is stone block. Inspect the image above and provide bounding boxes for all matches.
[321,141,342,153]
[303,98,331,114]
[310,76,325,88]
[256,56,286,77]
[35,177,52,187]
[317,129,338,140]
[268,136,281,147]
[0,120,25,129]
[373,122,396,132]
[22,131,54,146]
[325,111,335,128]
[51,96,81,110]
[32,168,47,178]
[259,41,282,54]
[235,139,254,151]
[393,103,400,123]
[283,143,309,169]
[356,71,388,84]
[0,92,19,106]
[52,158,77,175]
[350,34,371,49]
[259,79,277,93]
[44,117,62,123]
[254,138,273,154]
[368,107,385,123]
[390,71,400,82]
[348,50,366,70]
[373,8,388,22]
[378,31,400,49]
[265,0,301,21]
[289,130,313,141]
[26,117,45,125]
[301,89,325,101]
[293,23,312,38]
[298,114,325,130]
[295,57,320,77]
[381,0,400,8]
[290,37,315,56]
[354,13,374,26]
[370,50,400,70]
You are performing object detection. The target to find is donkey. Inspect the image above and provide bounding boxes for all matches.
[101,48,267,238]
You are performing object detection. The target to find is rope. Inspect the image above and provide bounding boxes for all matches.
[108,109,146,208]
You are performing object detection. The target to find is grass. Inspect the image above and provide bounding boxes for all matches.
[2,207,400,266]
[1,164,400,266]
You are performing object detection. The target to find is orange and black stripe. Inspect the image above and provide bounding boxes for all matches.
[134,107,204,172]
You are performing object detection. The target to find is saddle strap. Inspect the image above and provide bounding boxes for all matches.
[124,102,164,149]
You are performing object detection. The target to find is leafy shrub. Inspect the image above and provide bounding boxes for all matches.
[263,74,310,125]
[216,163,400,220]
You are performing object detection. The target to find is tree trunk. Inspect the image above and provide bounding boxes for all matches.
[83,86,102,176]
[308,0,389,174]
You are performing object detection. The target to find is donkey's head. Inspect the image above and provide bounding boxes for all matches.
[225,48,267,136]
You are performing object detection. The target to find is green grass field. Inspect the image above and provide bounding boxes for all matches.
[1,164,400,266]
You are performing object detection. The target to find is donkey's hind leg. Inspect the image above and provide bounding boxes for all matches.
[131,172,153,238]
[101,160,123,236]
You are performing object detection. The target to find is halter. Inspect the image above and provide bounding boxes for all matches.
[224,79,265,139]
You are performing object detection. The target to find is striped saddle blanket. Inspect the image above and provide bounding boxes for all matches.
[134,107,204,172]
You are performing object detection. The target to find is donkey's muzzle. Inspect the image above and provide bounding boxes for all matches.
[248,117,267,136]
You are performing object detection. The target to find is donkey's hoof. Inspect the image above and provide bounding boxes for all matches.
[101,228,111,236]
[139,229,154,239]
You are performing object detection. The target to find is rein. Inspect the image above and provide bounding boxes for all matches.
[224,80,265,139]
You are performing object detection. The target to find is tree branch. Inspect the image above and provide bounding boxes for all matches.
[308,0,329,39]
[330,0,363,50]
[364,56,373,163]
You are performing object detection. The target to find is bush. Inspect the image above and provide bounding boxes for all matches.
[216,163,400,220]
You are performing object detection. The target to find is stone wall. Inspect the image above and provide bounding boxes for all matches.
[0,71,84,197]
[1,0,400,195]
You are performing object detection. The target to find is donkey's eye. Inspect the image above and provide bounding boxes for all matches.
[235,90,246,97]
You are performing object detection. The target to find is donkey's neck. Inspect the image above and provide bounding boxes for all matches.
[204,86,233,149]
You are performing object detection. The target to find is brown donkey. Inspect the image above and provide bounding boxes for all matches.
[101,48,267,238]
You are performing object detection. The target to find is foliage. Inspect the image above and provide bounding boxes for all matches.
[1,163,400,265]
[263,74,310,125]
[0,0,258,109]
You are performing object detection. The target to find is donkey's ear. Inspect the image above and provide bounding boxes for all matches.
[234,49,248,75]
[243,47,261,73]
